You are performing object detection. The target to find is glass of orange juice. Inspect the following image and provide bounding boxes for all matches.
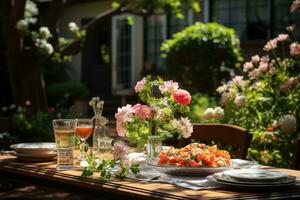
[76,118,93,161]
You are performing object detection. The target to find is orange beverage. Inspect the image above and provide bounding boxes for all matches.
[76,126,93,140]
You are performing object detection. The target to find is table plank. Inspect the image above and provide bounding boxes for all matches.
[1,155,300,200]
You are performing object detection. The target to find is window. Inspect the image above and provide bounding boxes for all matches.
[210,0,300,40]
[144,15,166,69]
[168,9,194,37]
[112,14,143,94]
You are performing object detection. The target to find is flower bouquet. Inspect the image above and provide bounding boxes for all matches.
[115,76,193,149]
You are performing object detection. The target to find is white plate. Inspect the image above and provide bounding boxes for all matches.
[11,142,56,153]
[146,160,231,176]
[213,172,296,185]
[223,169,288,182]
[207,174,296,189]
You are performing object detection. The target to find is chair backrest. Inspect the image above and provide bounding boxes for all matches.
[180,123,253,159]
[291,138,300,170]
[0,117,15,134]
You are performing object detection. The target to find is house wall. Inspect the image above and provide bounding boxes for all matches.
[59,0,112,81]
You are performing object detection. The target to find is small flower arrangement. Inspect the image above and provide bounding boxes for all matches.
[202,1,300,167]
[81,142,140,179]
[115,76,193,148]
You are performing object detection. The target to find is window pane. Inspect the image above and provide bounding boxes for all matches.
[116,19,132,89]
[145,14,166,69]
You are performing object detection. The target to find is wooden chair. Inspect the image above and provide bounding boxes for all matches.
[291,138,300,170]
[180,123,253,159]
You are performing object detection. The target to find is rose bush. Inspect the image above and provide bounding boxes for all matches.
[202,1,300,167]
[115,76,193,148]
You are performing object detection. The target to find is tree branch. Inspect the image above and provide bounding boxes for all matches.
[60,1,128,56]
[46,0,66,47]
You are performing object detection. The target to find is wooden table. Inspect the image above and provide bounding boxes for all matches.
[1,154,300,200]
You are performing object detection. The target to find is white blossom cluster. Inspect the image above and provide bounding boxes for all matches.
[68,22,79,32]
[35,38,54,55]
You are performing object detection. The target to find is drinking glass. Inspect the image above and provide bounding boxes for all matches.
[53,119,77,170]
[76,118,93,161]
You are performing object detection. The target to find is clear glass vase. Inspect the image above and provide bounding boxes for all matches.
[146,135,163,160]
[92,114,113,155]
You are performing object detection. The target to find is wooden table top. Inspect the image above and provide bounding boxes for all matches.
[1,154,300,200]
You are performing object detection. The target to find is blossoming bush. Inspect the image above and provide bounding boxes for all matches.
[115,76,193,148]
[203,14,300,167]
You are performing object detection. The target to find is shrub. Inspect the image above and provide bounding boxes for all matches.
[202,31,300,167]
[47,80,89,103]
[188,93,216,122]
[161,22,242,94]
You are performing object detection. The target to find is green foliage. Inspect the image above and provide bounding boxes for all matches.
[112,0,201,19]
[161,22,242,94]
[203,32,300,167]
[47,80,89,101]
[0,103,80,143]
[81,149,140,179]
[188,93,216,122]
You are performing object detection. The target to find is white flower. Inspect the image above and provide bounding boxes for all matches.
[174,117,193,139]
[234,95,247,107]
[44,43,54,55]
[26,0,39,16]
[278,115,297,134]
[68,22,79,32]
[39,26,52,39]
[213,107,224,119]
[80,160,89,168]
[16,20,28,31]
[203,108,215,120]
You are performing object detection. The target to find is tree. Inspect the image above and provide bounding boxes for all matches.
[0,0,201,113]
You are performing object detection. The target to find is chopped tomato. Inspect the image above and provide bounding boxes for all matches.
[189,160,199,167]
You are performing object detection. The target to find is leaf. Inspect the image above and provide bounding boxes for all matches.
[112,1,120,9]
[81,168,94,177]
[130,163,140,174]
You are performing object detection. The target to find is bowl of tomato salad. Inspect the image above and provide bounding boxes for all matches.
[147,143,232,176]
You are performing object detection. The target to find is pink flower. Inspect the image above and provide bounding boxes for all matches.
[290,43,300,56]
[258,62,269,72]
[286,25,295,32]
[25,100,31,106]
[112,142,128,160]
[174,117,193,138]
[291,0,300,12]
[276,34,289,42]
[159,80,179,94]
[243,62,253,72]
[248,69,260,79]
[172,89,191,105]
[280,77,298,93]
[263,39,278,51]
[216,83,229,94]
[115,104,134,137]
[219,94,230,106]
[260,55,270,63]
[134,78,146,93]
[132,103,152,119]
[232,76,245,87]
[251,55,260,64]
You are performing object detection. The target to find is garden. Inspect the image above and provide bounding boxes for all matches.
[0,1,300,198]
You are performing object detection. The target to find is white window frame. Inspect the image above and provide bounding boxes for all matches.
[111,14,143,95]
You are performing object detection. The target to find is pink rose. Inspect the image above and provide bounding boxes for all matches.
[132,104,152,119]
[159,80,179,94]
[115,104,134,137]
[276,34,289,42]
[172,89,191,105]
[251,55,260,64]
[243,62,253,72]
[134,78,146,93]
[290,43,300,56]
[263,39,278,51]
[116,122,126,137]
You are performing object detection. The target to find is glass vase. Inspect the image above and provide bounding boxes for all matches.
[146,135,163,160]
[92,115,113,155]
